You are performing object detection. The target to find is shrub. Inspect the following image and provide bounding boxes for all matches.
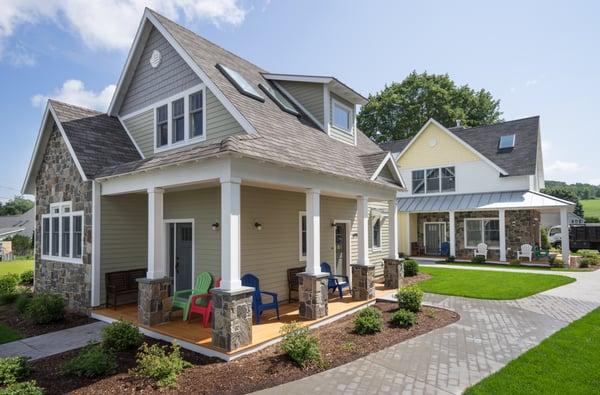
[471,255,486,264]
[540,227,550,250]
[279,322,322,368]
[509,259,522,266]
[15,292,32,315]
[403,260,419,277]
[390,309,417,328]
[26,294,65,324]
[62,344,117,378]
[398,252,406,259]
[577,250,600,265]
[0,274,19,303]
[0,380,44,395]
[19,270,34,286]
[551,258,564,268]
[580,257,594,268]
[131,342,191,388]
[396,285,423,313]
[101,320,143,352]
[0,357,30,385]
[446,256,456,263]
[353,307,383,335]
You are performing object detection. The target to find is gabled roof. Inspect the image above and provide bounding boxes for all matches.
[97,9,402,189]
[381,116,541,177]
[22,100,141,193]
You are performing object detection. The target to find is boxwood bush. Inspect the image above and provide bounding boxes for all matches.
[403,260,419,277]
[396,285,423,313]
[62,344,117,378]
[0,380,44,395]
[353,307,383,335]
[15,292,32,315]
[26,293,65,324]
[19,270,34,286]
[390,309,417,328]
[0,356,30,385]
[279,322,322,368]
[131,342,192,388]
[0,274,19,304]
[101,320,143,352]
[471,255,486,264]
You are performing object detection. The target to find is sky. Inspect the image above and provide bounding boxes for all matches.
[0,0,599,202]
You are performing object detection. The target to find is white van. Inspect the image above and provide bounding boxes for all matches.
[548,225,562,246]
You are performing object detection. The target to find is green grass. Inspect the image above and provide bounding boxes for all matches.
[465,306,600,394]
[434,262,591,272]
[418,266,575,300]
[0,259,33,276]
[582,199,600,219]
[0,323,22,344]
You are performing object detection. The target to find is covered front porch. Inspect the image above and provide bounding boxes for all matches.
[397,190,573,263]
[92,156,400,357]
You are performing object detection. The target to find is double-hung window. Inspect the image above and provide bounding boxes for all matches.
[412,166,455,194]
[332,99,352,132]
[172,98,185,143]
[299,212,307,261]
[189,91,204,138]
[42,202,83,263]
[372,218,381,250]
[464,218,500,249]
[156,105,168,147]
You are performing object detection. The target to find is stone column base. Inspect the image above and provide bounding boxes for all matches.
[351,264,375,301]
[211,287,254,352]
[137,277,172,326]
[384,258,405,289]
[297,272,329,320]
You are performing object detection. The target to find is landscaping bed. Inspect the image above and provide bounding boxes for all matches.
[26,302,458,394]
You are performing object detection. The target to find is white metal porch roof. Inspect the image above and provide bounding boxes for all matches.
[397,190,574,212]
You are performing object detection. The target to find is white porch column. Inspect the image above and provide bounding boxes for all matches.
[406,214,412,255]
[499,209,507,262]
[147,187,166,279]
[357,195,370,265]
[305,189,321,274]
[448,211,456,257]
[388,200,398,259]
[560,207,570,267]
[220,177,242,290]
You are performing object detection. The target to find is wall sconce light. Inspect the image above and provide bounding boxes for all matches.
[254,222,262,231]
[212,222,219,231]
[331,221,336,227]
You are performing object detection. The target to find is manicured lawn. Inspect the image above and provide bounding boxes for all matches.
[582,199,600,218]
[433,262,590,272]
[418,266,575,300]
[0,259,33,276]
[0,323,22,344]
[465,306,600,394]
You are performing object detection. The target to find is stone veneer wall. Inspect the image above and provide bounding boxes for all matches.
[416,210,541,260]
[34,126,93,312]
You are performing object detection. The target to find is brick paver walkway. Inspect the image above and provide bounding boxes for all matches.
[259,267,600,394]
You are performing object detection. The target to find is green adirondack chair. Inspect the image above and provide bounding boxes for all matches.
[172,272,213,321]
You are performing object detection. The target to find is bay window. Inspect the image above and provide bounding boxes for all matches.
[42,202,83,263]
[412,166,455,194]
[465,218,500,249]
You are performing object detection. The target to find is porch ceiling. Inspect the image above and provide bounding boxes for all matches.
[397,190,574,213]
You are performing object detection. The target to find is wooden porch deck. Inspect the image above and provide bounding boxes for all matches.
[93,285,396,358]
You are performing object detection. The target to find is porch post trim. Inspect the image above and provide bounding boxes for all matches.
[560,207,570,267]
[388,200,398,259]
[91,181,101,306]
[305,188,321,274]
[357,195,370,265]
[147,187,166,279]
[448,211,456,257]
[499,209,507,262]
[220,177,242,290]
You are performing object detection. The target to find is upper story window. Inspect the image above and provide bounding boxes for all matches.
[42,202,83,264]
[412,166,455,194]
[332,99,352,132]
[155,85,206,151]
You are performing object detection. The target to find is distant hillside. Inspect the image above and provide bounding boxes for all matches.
[545,181,600,200]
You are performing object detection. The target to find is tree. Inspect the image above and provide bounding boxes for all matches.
[542,186,584,218]
[4,234,33,256]
[0,196,34,216]
[357,71,503,143]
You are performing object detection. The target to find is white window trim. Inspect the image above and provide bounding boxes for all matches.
[330,97,353,135]
[370,216,382,251]
[464,217,500,250]
[411,166,456,194]
[299,211,306,261]
[41,202,84,264]
[148,84,207,154]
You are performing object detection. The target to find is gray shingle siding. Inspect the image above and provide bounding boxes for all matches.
[278,81,324,126]
[120,26,202,116]
[205,89,245,141]
[122,109,154,158]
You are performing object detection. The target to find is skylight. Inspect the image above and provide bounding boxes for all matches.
[216,64,264,102]
[259,83,299,116]
[498,134,516,150]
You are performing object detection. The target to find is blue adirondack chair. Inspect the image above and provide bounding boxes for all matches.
[241,274,280,324]
[321,262,350,299]
[440,242,450,257]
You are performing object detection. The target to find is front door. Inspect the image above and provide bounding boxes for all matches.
[169,222,193,293]
[335,223,348,276]
[425,223,445,255]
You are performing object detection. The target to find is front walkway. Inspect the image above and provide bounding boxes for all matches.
[259,268,600,394]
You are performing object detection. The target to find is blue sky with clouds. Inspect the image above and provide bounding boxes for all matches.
[0,0,598,201]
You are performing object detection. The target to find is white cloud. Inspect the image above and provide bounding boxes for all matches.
[541,139,552,156]
[31,79,116,111]
[588,179,600,186]
[6,43,35,67]
[0,0,247,54]
[525,79,538,87]
[546,160,584,173]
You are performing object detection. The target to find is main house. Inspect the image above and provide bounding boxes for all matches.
[381,118,573,263]
[21,9,404,356]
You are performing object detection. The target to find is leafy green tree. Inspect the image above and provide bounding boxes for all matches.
[542,186,584,217]
[0,197,34,216]
[357,71,503,143]
[4,235,33,256]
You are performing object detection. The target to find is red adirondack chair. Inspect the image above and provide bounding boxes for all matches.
[188,278,221,327]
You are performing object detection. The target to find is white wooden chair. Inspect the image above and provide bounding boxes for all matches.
[517,244,533,261]
[473,243,488,259]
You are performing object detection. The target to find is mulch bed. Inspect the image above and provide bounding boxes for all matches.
[0,303,95,338]
[28,301,458,395]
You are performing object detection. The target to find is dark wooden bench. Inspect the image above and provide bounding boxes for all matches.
[105,268,146,309]
[287,266,305,302]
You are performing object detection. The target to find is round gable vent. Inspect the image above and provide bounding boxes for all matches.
[150,50,162,68]
[428,137,438,148]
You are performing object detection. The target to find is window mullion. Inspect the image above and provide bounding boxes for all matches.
[184,94,189,141]
[167,100,172,146]
[58,213,62,258]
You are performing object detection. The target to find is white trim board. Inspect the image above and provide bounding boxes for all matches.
[370,152,406,188]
